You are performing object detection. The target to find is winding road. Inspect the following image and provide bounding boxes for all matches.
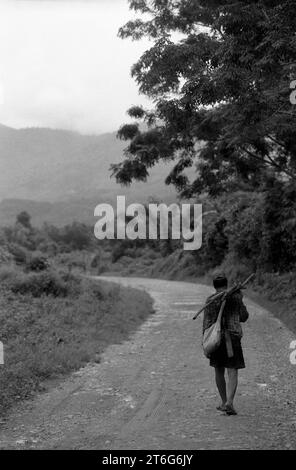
[0,277,296,450]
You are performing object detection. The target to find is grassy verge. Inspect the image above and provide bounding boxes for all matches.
[244,276,296,335]
[0,268,154,416]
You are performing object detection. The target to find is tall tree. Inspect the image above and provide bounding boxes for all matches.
[112,0,296,196]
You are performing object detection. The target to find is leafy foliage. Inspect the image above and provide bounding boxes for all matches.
[114,0,296,196]
[191,181,296,274]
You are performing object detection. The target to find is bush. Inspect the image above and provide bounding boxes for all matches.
[10,271,69,297]
[0,265,19,283]
[27,255,49,272]
[111,243,127,263]
[7,243,29,265]
[0,246,13,265]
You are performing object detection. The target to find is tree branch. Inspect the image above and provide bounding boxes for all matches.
[242,146,296,180]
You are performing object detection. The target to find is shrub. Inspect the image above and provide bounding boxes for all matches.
[27,255,49,272]
[90,253,100,268]
[0,246,13,265]
[10,271,69,297]
[111,243,126,263]
[0,265,19,283]
[7,243,29,265]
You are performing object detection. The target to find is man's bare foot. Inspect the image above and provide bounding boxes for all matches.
[225,404,237,415]
[216,404,227,411]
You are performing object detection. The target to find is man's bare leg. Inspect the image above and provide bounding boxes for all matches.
[226,368,238,414]
[215,367,227,409]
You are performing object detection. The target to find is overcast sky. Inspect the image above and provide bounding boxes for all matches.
[0,0,152,134]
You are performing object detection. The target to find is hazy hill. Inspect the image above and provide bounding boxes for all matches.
[0,124,177,226]
[0,124,176,202]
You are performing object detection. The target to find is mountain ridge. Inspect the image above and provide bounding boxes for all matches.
[0,124,177,226]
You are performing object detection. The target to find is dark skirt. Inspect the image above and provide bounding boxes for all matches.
[209,334,245,369]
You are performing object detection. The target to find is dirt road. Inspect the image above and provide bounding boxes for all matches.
[0,277,295,449]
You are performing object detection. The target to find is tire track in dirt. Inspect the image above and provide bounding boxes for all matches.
[119,384,167,435]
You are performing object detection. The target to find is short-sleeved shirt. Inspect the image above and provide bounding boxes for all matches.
[203,291,249,338]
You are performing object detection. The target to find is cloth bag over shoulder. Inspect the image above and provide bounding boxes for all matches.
[202,299,226,358]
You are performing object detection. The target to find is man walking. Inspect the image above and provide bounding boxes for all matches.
[203,273,249,415]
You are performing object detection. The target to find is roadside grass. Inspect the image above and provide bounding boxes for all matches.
[0,267,154,415]
[245,273,296,334]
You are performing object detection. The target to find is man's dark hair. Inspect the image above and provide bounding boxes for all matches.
[213,275,228,289]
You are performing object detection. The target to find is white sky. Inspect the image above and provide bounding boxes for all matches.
[0,0,152,134]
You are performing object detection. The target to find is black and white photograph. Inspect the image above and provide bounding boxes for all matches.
[0,0,296,456]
